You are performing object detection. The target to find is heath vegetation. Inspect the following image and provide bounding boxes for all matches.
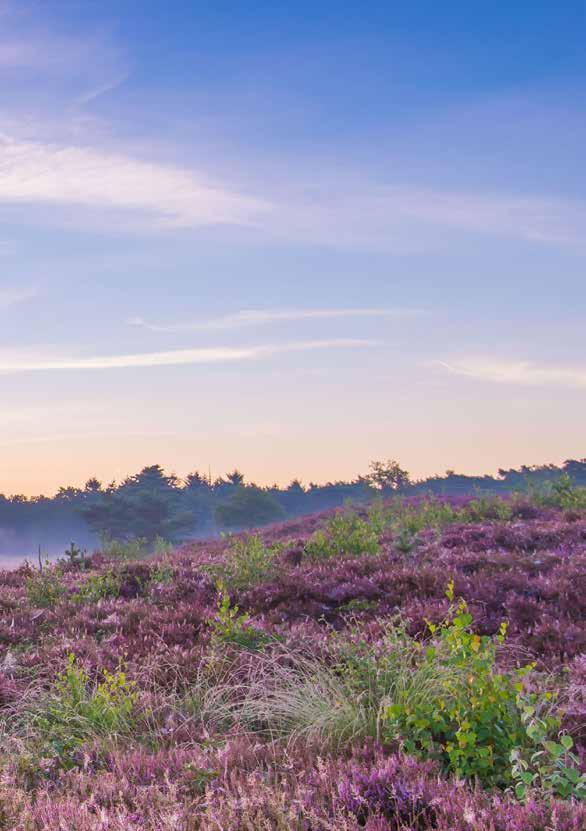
[0,479,585,828]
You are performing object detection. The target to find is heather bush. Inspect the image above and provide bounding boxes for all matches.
[305,511,380,559]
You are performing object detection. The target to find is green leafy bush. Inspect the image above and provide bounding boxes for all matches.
[73,569,122,603]
[100,535,149,561]
[339,583,570,788]
[305,512,379,560]
[210,534,280,591]
[522,473,586,511]
[26,566,64,608]
[148,561,175,585]
[382,601,528,785]
[31,654,136,767]
[209,584,271,651]
[368,494,513,550]
[511,703,586,801]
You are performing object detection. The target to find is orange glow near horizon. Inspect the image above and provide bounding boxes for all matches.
[1,430,581,498]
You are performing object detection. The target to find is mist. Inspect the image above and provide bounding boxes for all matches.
[0,521,99,568]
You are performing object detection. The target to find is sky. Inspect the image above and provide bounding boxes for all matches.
[1,0,585,495]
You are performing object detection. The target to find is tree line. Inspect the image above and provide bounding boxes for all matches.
[1,458,585,549]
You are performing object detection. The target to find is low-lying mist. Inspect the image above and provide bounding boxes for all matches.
[0,524,99,568]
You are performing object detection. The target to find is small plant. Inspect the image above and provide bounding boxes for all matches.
[61,542,87,568]
[73,569,122,603]
[153,536,174,556]
[464,493,513,522]
[394,526,416,553]
[31,654,136,768]
[334,582,563,787]
[521,474,586,511]
[367,494,515,543]
[149,561,175,585]
[100,535,148,561]
[550,474,586,511]
[510,703,586,802]
[209,584,271,651]
[305,511,379,560]
[338,598,378,616]
[210,534,280,591]
[26,563,64,608]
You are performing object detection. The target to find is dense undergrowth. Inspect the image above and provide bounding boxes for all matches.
[0,489,585,829]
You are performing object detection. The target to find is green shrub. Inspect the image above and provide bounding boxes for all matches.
[148,561,175,585]
[338,582,571,788]
[100,535,149,561]
[380,603,529,785]
[153,536,174,556]
[209,585,271,651]
[369,495,513,551]
[73,569,122,603]
[464,494,513,522]
[31,654,136,767]
[549,474,586,510]
[210,534,280,591]
[61,542,88,568]
[305,512,379,560]
[521,474,586,511]
[26,566,64,608]
[511,703,586,801]
[201,587,579,793]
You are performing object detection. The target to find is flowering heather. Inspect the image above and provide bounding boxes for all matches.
[0,495,584,828]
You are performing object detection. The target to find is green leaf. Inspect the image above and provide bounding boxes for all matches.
[560,734,574,751]
[515,782,527,800]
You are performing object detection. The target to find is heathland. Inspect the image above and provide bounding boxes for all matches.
[0,482,584,828]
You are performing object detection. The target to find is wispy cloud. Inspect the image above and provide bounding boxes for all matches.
[268,184,586,251]
[0,285,36,308]
[2,131,586,249]
[0,136,269,228]
[429,357,586,389]
[0,339,376,373]
[127,307,424,333]
[74,74,129,106]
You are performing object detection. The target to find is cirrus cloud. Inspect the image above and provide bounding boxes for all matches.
[127,306,425,333]
[429,357,586,389]
[0,135,270,228]
[0,339,377,373]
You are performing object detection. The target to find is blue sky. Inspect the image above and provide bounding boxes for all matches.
[1,0,585,494]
